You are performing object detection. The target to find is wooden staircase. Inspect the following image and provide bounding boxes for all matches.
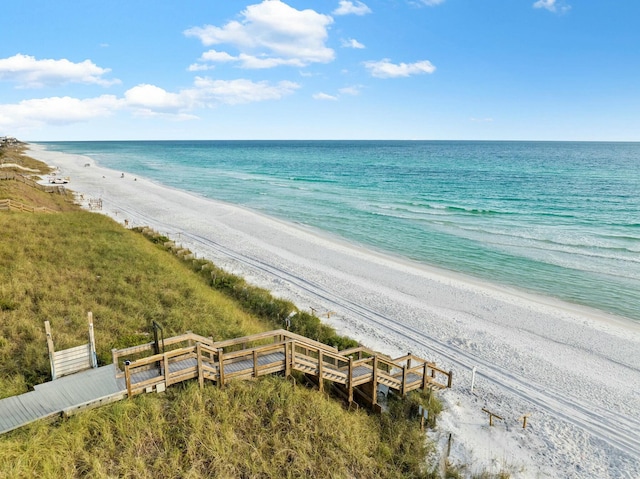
[113,329,453,410]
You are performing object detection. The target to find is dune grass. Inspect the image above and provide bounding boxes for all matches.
[0,154,444,478]
[1,379,439,478]
[0,144,48,171]
[0,210,264,396]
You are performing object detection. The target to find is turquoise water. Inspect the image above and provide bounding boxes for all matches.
[41,141,640,322]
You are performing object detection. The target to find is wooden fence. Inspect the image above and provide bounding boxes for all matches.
[0,198,57,214]
[115,329,453,410]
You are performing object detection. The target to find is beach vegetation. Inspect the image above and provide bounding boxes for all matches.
[0,210,264,396]
[1,380,441,478]
[0,143,51,174]
[1,157,445,478]
[134,227,360,351]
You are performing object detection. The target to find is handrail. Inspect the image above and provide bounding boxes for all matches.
[213,329,338,354]
[112,331,214,374]
[119,329,453,400]
[222,341,285,361]
[340,345,391,360]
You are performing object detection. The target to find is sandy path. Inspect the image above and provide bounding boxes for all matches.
[28,144,640,478]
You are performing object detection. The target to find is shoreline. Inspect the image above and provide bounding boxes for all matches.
[26,143,640,478]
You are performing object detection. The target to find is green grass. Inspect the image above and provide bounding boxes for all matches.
[0,144,48,173]
[0,154,444,478]
[1,380,440,478]
[0,211,264,395]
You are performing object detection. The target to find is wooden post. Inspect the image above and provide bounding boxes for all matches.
[401,365,407,396]
[482,408,504,427]
[197,343,204,389]
[372,356,379,408]
[44,321,56,380]
[447,370,453,388]
[253,349,259,377]
[347,356,354,405]
[163,353,170,388]
[218,348,225,387]
[111,348,118,372]
[520,413,531,429]
[318,351,324,392]
[125,362,132,398]
[87,312,97,369]
[422,361,429,390]
[290,341,296,373]
[284,342,291,377]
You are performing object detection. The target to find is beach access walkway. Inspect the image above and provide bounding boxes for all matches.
[0,329,452,435]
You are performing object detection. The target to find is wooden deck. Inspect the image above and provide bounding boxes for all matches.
[1,329,452,435]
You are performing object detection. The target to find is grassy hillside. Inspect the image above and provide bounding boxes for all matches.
[0,209,266,396]
[0,157,443,478]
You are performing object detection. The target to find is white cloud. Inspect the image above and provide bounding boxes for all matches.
[363,59,436,78]
[341,38,365,49]
[187,63,215,72]
[126,77,301,112]
[339,86,362,96]
[533,0,571,13]
[190,48,307,70]
[200,50,237,63]
[124,84,184,111]
[0,54,119,88]
[184,1,334,68]
[188,49,236,71]
[0,76,300,130]
[313,92,338,101]
[0,95,122,129]
[237,54,306,69]
[190,77,300,105]
[419,0,445,6]
[333,1,372,16]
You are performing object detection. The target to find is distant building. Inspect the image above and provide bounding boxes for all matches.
[0,137,22,147]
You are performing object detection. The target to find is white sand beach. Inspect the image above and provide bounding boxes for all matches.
[28,144,640,479]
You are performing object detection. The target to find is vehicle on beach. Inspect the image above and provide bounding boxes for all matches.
[48,176,69,184]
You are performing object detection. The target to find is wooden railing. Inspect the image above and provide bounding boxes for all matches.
[112,331,214,377]
[44,313,98,379]
[116,329,453,409]
[0,198,57,214]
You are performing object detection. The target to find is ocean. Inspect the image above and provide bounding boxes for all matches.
[40,140,640,322]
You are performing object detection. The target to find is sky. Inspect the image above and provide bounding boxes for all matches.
[1,0,639,141]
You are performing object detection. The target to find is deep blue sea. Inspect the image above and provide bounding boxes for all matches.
[40,141,640,322]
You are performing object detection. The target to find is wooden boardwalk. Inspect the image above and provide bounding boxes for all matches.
[0,365,126,435]
[1,329,452,435]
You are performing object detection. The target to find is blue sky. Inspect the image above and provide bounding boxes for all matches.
[1,0,639,141]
